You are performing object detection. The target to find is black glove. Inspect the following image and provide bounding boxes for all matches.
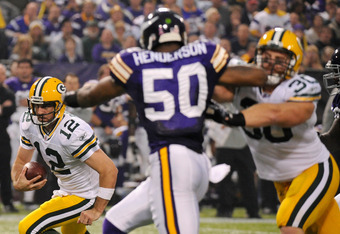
[63,91,80,107]
[205,99,246,127]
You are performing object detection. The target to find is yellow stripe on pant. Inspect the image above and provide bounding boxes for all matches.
[160,147,178,234]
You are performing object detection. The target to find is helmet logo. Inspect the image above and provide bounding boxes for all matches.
[57,83,66,94]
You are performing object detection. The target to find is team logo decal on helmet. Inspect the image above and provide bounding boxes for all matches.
[255,28,303,85]
[323,48,340,95]
[139,8,187,50]
[57,83,66,94]
[28,76,66,126]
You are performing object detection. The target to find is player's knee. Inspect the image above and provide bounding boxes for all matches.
[102,218,126,234]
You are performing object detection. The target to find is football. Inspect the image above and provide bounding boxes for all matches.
[24,161,47,182]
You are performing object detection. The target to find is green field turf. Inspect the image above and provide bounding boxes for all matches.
[0,206,279,233]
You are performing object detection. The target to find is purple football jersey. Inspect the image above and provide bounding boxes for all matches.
[109,41,229,153]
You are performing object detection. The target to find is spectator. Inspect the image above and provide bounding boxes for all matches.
[96,0,125,21]
[36,0,56,19]
[122,35,137,49]
[133,0,156,26]
[113,20,128,47]
[5,59,39,209]
[63,73,92,122]
[61,0,80,19]
[0,64,17,213]
[205,7,225,38]
[240,41,257,63]
[5,2,39,46]
[289,12,301,30]
[181,0,205,35]
[70,0,104,38]
[9,60,19,77]
[9,34,33,61]
[249,0,292,38]
[328,7,340,47]
[125,0,143,21]
[28,20,50,62]
[321,45,335,67]
[132,0,156,39]
[58,37,83,63]
[199,21,220,44]
[82,20,100,62]
[292,23,308,50]
[211,0,231,32]
[319,0,337,24]
[105,5,134,40]
[92,28,121,64]
[315,25,336,57]
[230,24,257,58]
[305,14,324,45]
[300,45,323,73]
[241,0,260,26]
[289,0,312,29]
[224,5,243,40]
[49,18,83,62]
[42,5,63,39]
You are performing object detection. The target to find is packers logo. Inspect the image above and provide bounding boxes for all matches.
[57,83,66,94]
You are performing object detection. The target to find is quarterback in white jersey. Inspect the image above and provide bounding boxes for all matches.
[11,77,118,234]
[213,28,340,233]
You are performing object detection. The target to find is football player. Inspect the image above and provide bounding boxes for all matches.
[210,28,340,233]
[320,47,340,153]
[11,77,118,234]
[64,8,267,234]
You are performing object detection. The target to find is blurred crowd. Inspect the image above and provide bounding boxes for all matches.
[0,0,338,218]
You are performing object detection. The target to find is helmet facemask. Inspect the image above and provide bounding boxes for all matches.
[28,98,63,126]
[323,61,340,95]
[255,46,296,86]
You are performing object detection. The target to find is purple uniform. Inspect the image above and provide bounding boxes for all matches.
[109,41,229,153]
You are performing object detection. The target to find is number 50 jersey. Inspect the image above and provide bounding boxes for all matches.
[233,74,329,182]
[109,41,229,153]
[19,111,101,199]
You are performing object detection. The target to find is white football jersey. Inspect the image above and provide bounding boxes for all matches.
[233,74,329,181]
[19,111,100,199]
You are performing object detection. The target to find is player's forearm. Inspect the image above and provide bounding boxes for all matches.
[11,161,24,183]
[219,65,267,87]
[92,197,110,214]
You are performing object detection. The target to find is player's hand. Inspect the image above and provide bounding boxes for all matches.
[332,93,340,119]
[205,100,246,126]
[77,208,102,225]
[205,99,230,125]
[13,167,47,191]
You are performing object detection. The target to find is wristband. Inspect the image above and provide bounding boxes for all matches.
[97,187,115,200]
[63,91,80,107]
[227,113,246,127]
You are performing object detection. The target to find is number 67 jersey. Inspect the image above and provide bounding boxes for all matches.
[109,41,229,153]
[19,111,100,199]
[233,74,329,182]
